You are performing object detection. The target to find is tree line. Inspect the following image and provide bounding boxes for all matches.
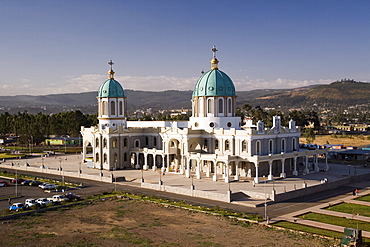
[0,111,97,145]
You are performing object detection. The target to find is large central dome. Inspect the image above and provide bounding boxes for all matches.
[192,69,235,97]
[192,46,236,97]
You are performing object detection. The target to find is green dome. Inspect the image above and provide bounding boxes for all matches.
[192,69,236,97]
[98,78,125,98]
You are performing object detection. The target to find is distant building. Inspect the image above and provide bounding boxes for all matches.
[81,48,328,183]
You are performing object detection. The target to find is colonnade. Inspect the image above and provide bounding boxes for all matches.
[131,148,329,184]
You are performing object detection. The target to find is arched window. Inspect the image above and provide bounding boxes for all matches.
[119,101,123,115]
[103,138,107,148]
[145,137,149,146]
[215,139,219,150]
[112,138,117,148]
[95,138,99,148]
[153,137,157,147]
[204,139,208,149]
[292,138,297,151]
[269,139,273,154]
[256,141,261,155]
[103,153,107,163]
[102,101,107,115]
[114,153,118,166]
[207,99,213,114]
[95,153,99,162]
[228,98,232,113]
[225,140,230,151]
[218,98,223,114]
[111,101,115,115]
[124,138,127,147]
[242,140,247,152]
[281,139,285,152]
[170,141,176,148]
[135,140,140,148]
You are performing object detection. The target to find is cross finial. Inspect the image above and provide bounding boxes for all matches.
[108,60,114,70]
[211,45,218,58]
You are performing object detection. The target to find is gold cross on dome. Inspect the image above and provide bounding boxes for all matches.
[108,60,114,70]
[211,45,218,58]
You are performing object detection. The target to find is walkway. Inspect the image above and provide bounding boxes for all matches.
[271,183,370,238]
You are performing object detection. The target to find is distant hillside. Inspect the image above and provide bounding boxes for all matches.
[0,80,369,114]
[238,80,370,110]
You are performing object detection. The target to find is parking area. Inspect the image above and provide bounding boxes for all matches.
[0,178,82,212]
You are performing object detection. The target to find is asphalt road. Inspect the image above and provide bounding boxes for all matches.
[0,168,364,219]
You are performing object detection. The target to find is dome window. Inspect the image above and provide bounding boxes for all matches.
[209,122,215,128]
[227,122,232,127]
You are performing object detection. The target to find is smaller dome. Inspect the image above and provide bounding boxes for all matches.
[98,78,124,98]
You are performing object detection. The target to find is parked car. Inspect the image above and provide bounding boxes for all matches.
[11,178,25,184]
[25,198,40,209]
[0,181,10,187]
[47,195,69,203]
[21,180,32,186]
[9,203,26,211]
[36,198,53,207]
[29,180,42,186]
[38,183,52,189]
[43,184,57,190]
[64,192,81,201]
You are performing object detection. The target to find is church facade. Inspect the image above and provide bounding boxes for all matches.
[81,47,328,184]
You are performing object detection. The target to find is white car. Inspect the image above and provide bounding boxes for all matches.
[25,198,40,209]
[41,184,57,190]
[36,198,53,206]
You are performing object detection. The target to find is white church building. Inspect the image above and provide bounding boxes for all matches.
[81,47,328,184]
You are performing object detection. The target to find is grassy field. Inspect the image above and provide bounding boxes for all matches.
[324,202,370,217]
[298,212,370,232]
[356,194,370,203]
[300,134,370,147]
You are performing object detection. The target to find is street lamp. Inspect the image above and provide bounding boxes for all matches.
[263,175,267,221]
[158,170,163,185]
[141,169,144,183]
[348,165,351,176]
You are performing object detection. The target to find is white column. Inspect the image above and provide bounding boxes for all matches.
[205,160,211,177]
[268,160,273,180]
[213,160,218,181]
[224,162,230,183]
[161,154,165,172]
[293,157,298,176]
[304,155,310,174]
[280,158,286,178]
[135,152,140,169]
[234,161,240,181]
[143,153,148,170]
[185,159,191,178]
[152,154,157,171]
[314,155,319,172]
[196,159,201,179]
[254,162,260,184]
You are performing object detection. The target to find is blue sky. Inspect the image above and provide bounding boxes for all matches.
[0,0,369,96]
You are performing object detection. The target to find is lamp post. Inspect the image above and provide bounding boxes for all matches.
[158,170,163,185]
[141,169,144,183]
[348,165,351,176]
[64,137,67,154]
[78,162,81,176]
[263,175,267,221]
[15,163,18,196]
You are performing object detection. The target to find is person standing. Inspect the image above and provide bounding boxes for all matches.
[355,188,359,195]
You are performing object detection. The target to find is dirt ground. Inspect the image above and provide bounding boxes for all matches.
[301,134,370,147]
[0,198,336,247]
